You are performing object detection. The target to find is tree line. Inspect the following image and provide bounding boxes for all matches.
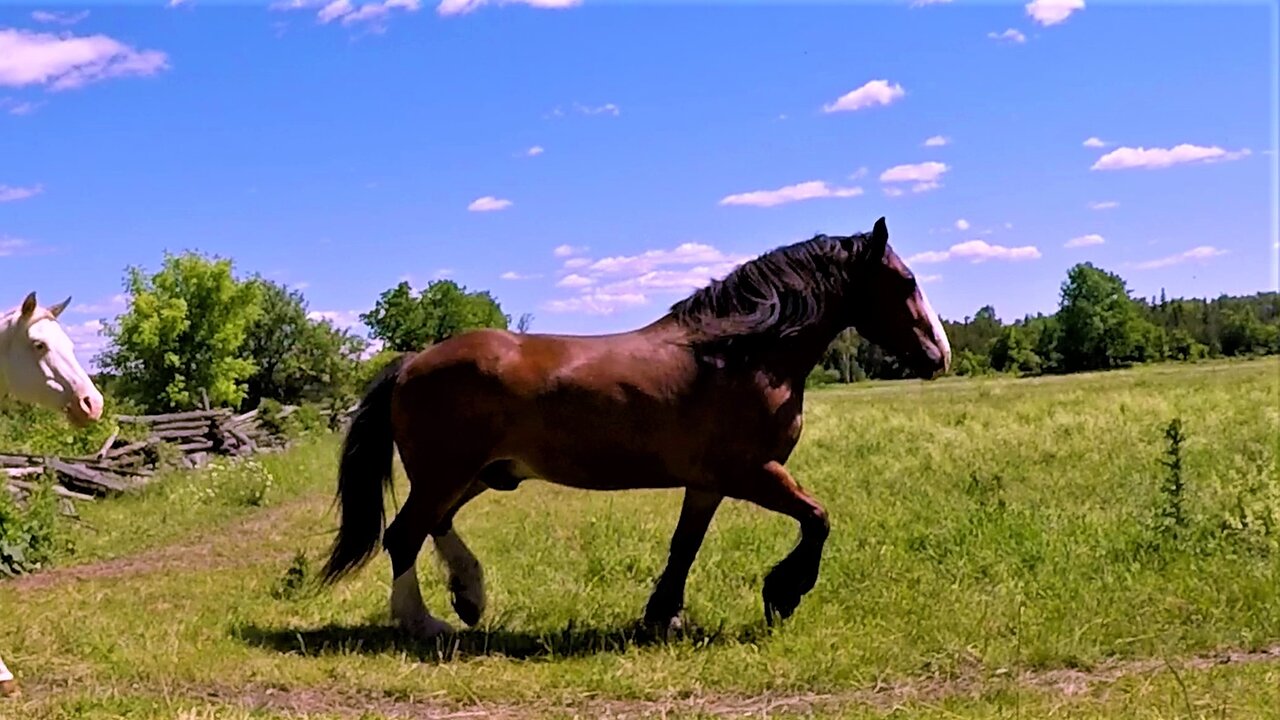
[815,263,1279,384]
[84,251,1278,415]
[93,252,517,414]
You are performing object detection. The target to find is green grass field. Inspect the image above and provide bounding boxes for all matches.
[3,358,1278,719]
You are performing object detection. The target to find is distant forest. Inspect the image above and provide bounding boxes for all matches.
[815,262,1280,383]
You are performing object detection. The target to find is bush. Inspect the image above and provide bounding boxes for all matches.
[0,393,128,457]
[257,399,327,441]
[805,366,840,388]
[0,473,66,577]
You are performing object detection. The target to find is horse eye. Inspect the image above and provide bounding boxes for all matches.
[32,340,48,353]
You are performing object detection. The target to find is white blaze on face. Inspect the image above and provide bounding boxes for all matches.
[915,285,951,372]
[21,315,104,425]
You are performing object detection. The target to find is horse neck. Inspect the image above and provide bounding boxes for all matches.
[755,311,849,387]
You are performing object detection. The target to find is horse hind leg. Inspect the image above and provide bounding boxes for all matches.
[382,455,485,639]
[433,460,531,625]
[432,479,490,627]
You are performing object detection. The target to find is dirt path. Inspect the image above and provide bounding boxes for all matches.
[18,643,1276,718]
[7,495,325,593]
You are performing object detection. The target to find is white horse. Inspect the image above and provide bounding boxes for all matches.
[0,291,105,698]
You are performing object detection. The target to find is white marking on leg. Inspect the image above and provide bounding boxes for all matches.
[434,529,486,625]
[390,566,452,639]
[915,285,951,371]
[0,654,12,683]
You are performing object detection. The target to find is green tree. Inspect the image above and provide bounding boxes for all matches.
[361,279,510,352]
[98,252,264,412]
[1221,305,1280,356]
[240,278,367,409]
[1055,263,1157,372]
[989,325,1042,375]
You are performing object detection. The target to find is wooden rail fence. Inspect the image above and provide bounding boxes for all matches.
[2,405,304,509]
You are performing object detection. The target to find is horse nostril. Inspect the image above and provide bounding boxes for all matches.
[80,395,98,417]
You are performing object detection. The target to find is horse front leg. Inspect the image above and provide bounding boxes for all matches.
[643,488,723,635]
[728,461,830,626]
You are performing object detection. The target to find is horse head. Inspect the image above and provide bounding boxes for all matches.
[2,291,104,427]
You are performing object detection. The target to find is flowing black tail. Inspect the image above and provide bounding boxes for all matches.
[321,352,413,585]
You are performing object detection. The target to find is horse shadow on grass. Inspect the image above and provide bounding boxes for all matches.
[233,616,770,662]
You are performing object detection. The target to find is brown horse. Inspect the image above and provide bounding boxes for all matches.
[320,216,951,638]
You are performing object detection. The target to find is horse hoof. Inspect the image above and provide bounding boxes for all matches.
[450,591,484,628]
[401,615,454,641]
[762,584,801,626]
[643,613,685,641]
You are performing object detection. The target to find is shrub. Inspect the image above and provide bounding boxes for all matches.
[0,472,66,577]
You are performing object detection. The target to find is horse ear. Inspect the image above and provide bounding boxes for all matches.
[49,296,72,318]
[869,216,889,258]
[20,292,37,318]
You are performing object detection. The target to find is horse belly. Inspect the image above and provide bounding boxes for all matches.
[503,406,690,491]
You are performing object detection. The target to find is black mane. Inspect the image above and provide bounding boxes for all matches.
[667,232,869,351]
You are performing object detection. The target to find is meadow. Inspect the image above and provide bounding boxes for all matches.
[1,358,1277,719]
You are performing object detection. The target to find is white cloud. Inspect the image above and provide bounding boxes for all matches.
[593,264,742,298]
[918,274,942,284]
[908,239,1042,264]
[31,10,90,24]
[0,98,40,116]
[556,273,594,288]
[822,79,905,113]
[167,0,190,7]
[718,180,863,208]
[360,338,385,359]
[69,293,128,316]
[574,102,620,116]
[1134,246,1228,270]
[433,268,454,279]
[954,218,970,231]
[880,162,949,194]
[909,0,952,5]
[1025,0,1084,26]
[64,319,107,366]
[0,28,169,91]
[0,183,42,202]
[0,236,33,256]
[468,195,512,212]
[438,0,579,17]
[562,257,591,269]
[273,0,421,29]
[545,101,619,119]
[319,0,355,22]
[553,244,587,258]
[1088,200,1119,210]
[525,145,544,157]
[542,291,646,316]
[923,135,950,147]
[307,309,364,330]
[987,28,1027,44]
[1083,136,1110,148]
[849,166,869,180]
[544,241,749,315]
[500,271,539,280]
[1065,233,1105,248]
[1091,144,1251,171]
[588,243,742,276]
[880,161,948,183]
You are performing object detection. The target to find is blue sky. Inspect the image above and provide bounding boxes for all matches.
[1,0,1276,365]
